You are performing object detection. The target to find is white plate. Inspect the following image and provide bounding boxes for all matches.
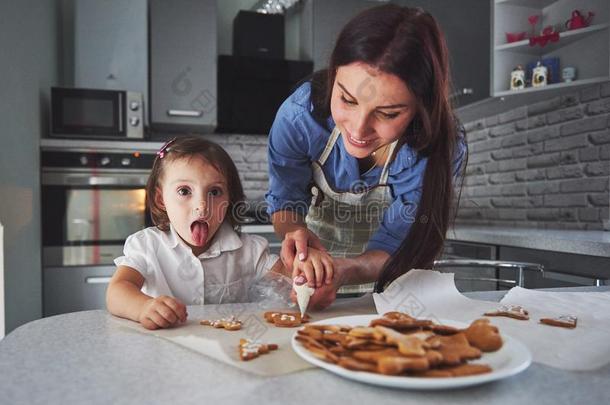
[291,314,532,390]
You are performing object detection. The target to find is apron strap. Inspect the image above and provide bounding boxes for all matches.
[379,140,398,185]
[318,126,341,165]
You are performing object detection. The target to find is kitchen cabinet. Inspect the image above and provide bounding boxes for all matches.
[300,0,376,70]
[394,0,491,106]
[492,0,610,96]
[149,0,217,133]
[301,0,491,105]
[73,0,148,124]
[441,238,610,291]
[498,246,610,287]
[440,241,502,292]
[43,265,114,316]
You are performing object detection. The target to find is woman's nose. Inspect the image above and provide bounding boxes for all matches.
[352,113,371,137]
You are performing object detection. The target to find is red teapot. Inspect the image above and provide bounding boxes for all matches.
[565,10,594,30]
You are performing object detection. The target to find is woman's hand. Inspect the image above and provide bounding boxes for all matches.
[138,295,188,330]
[280,227,327,270]
[291,257,347,310]
[292,247,334,288]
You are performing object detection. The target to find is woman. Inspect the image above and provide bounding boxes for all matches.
[265,4,467,308]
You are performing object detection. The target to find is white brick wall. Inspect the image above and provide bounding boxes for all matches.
[204,134,269,202]
[459,82,610,230]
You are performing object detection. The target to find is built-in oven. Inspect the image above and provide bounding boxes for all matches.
[41,139,158,316]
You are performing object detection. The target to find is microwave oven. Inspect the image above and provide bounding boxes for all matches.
[51,87,144,140]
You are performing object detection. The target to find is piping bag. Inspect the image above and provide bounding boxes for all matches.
[293,275,315,317]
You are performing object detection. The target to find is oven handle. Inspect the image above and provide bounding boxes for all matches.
[85,276,113,284]
[167,109,203,118]
[42,171,148,186]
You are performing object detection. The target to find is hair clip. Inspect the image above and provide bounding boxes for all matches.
[157,138,176,159]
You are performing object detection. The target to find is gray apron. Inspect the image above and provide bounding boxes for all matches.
[305,127,397,293]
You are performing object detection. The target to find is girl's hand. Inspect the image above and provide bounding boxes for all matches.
[292,247,334,288]
[138,295,188,330]
[280,228,327,270]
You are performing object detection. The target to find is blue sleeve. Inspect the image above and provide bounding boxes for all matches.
[367,125,468,255]
[265,98,314,217]
[453,124,468,180]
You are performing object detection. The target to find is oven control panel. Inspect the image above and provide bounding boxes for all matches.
[42,151,156,170]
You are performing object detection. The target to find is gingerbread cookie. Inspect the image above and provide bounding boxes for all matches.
[540,315,577,329]
[369,311,433,330]
[464,319,503,352]
[296,312,501,378]
[238,339,278,361]
[264,311,310,327]
[200,315,242,331]
[484,304,529,320]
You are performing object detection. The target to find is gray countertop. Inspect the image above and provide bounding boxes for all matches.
[449,226,610,258]
[1,286,609,405]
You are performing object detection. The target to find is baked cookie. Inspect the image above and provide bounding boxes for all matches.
[296,312,501,378]
[369,312,433,330]
[464,319,503,352]
[484,304,529,320]
[238,339,278,361]
[264,311,310,327]
[540,315,577,329]
[200,315,242,331]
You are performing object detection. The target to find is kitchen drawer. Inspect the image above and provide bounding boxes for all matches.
[440,241,505,292]
[44,265,114,316]
[499,246,610,288]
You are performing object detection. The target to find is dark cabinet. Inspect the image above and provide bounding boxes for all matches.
[441,241,501,292]
[149,0,217,133]
[393,0,491,106]
[499,246,610,288]
[72,0,149,124]
[300,0,376,70]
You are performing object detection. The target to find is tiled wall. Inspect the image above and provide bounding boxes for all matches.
[457,83,610,230]
[201,134,269,201]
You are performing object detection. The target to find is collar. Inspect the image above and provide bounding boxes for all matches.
[197,222,243,259]
[166,222,243,259]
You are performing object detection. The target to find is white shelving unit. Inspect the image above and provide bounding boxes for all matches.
[492,0,610,97]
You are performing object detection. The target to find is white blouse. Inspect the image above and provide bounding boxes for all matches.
[114,222,279,305]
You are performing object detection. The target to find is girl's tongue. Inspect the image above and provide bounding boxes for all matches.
[190,220,209,246]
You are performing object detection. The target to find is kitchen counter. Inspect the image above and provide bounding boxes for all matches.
[449,226,610,258]
[1,286,609,405]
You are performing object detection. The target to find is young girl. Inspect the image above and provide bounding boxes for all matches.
[106,136,286,330]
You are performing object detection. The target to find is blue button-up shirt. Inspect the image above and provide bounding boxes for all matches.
[265,82,466,254]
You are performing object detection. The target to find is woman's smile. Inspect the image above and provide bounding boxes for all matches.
[330,62,416,160]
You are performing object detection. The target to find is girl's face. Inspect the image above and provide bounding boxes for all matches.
[330,62,417,159]
[156,156,229,256]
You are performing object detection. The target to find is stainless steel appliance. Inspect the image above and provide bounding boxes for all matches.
[51,87,144,140]
[41,140,157,316]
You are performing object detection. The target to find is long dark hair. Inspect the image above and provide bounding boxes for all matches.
[310,5,467,291]
[146,136,246,231]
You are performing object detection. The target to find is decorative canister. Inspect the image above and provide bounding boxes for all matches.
[532,61,548,87]
[562,66,576,82]
[510,65,525,90]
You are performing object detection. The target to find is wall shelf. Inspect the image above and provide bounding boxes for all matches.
[492,0,610,96]
[495,23,609,54]
[493,75,610,97]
